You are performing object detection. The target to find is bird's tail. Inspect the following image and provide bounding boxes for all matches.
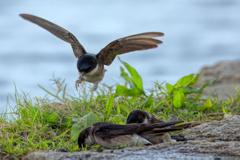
[137,121,191,135]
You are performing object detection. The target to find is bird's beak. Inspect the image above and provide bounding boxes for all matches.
[81,72,86,76]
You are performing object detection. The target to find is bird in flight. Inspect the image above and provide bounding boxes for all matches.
[20,14,164,91]
[78,121,190,149]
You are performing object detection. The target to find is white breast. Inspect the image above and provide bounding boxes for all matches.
[94,134,151,148]
[87,64,100,76]
[85,135,95,147]
[79,64,105,83]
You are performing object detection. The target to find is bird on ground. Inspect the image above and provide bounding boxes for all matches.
[19,14,164,91]
[78,121,190,149]
[126,110,188,143]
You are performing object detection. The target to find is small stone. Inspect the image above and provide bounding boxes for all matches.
[55,148,68,152]
[96,147,103,152]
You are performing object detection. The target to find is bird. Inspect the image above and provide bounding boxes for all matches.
[19,13,164,91]
[78,121,190,149]
[126,110,188,143]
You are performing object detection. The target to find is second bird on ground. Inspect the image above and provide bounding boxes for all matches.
[78,120,189,149]
[20,14,164,91]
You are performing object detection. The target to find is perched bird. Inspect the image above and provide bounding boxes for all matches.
[78,121,190,149]
[126,110,188,143]
[19,14,164,91]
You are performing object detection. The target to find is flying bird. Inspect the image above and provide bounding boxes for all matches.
[126,110,188,143]
[19,14,164,91]
[78,121,190,149]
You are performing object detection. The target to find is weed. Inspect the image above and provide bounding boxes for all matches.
[0,58,239,158]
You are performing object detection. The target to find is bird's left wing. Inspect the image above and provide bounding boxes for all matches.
[97,32,164,66]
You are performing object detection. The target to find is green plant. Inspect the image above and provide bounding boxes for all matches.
[0,58,239,159]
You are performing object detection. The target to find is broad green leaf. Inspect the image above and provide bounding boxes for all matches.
[115,85,144,97]
[175,74,199,88]
[120,66,131,84]
[222,106,227,114]
[179,86,200,94]
[173,90,184,108]
[166,83,174,94]
[104,94,115,121]
[196,99,212,111]
[118,57,143,90]
[70,112,99,142]
[189,74,200,85]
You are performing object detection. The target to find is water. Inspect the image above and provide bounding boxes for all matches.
[1,0,240,111]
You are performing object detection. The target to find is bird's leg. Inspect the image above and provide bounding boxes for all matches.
[91,81,99,92]
[75,77,83,91]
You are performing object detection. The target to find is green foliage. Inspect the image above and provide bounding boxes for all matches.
[115,57,145,97]
[42,111,59,123]
[71,112,99,142]
[196,99,213,111]
[104,93,114,121]
[164,74,217,110]
[0,59,239,158]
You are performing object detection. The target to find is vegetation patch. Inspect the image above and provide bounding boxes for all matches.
[1,58,240,158]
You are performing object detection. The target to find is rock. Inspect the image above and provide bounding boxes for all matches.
[23,115,240,159]
[22,141,239,160]
[196,60,240,98]
[183,114,240,141]
[23,114,240,160]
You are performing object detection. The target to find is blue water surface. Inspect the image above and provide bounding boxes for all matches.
[1,0,240,111]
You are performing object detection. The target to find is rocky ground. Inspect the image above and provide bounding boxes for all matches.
[21,60,240,160]
[22,114,240,160]
[196,60,240,98]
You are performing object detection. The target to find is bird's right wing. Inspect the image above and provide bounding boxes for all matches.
[20,14,86,58]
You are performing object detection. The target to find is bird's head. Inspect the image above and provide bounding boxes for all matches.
[78,127,92,149]
[77,54,98,74]
[126,110,151,124]
[126,110,165,124]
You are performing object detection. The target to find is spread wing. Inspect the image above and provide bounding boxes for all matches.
[19,14,86,58]
[97,32,164,66]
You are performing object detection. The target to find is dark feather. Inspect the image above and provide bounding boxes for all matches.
[19,14,86,58]
[97,32,164,66]
[93,121,183,139]
[140,123,191,135]
[126,110,165,124]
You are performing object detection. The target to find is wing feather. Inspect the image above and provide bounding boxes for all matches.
[20,14,86,58]
[94,121,186,139]
[97,32,164,66]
